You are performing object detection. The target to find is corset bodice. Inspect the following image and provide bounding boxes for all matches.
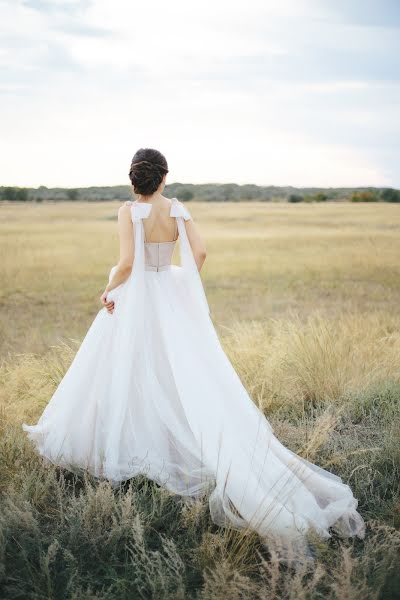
[144,240,177,271]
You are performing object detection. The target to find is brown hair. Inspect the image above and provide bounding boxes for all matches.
[129,148,169,196]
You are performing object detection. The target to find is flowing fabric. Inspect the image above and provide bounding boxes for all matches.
[22,197,365,563]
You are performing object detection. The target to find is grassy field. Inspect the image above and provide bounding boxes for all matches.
[0,201,399,598]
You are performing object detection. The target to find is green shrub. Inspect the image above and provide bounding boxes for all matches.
[288,194,303,203]
[350,190,379,202]
[380,188,400,203]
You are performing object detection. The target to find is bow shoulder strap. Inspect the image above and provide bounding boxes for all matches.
[170,197,192,221]
[170,198,210,316]
[130,201,152,222]
[125,200,152,276]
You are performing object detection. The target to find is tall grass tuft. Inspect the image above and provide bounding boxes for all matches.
[1,312,399,598]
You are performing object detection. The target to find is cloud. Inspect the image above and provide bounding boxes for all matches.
[0,0,399,187]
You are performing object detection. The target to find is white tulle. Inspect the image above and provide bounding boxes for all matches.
[22,197,365,563]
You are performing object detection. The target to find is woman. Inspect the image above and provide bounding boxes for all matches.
[23,147,365,563]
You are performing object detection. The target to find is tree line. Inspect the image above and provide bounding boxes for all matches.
[1,183,399,203]
[287,188,400,203]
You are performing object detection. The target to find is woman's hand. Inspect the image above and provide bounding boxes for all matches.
[100,290,115,314]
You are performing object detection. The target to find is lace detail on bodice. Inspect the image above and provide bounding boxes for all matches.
[144,241,176,271]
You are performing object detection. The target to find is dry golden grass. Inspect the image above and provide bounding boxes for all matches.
[1,200,400,357]
[224,312,400,417]
[1,200,400,598]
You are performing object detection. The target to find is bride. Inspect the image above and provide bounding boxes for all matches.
[22,147,365,562]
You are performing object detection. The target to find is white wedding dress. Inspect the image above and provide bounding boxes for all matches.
[22,198,365,561]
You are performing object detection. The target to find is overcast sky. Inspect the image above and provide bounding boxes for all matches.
[1,0,399,188]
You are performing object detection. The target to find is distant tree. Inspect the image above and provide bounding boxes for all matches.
[380,188,400,203]
[179,189,194,201]
[350,190,379,202]
[2,187,17,201]
[66,189,79,201]
[350,192,360,202]
[16,188,28,201]
[314,192,327,202]
[288,193,303,203]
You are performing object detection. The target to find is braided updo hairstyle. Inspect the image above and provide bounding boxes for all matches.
[129,148,169,196]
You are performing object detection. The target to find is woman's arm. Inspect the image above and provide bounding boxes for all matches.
[184,218,207,271]
[100,204,134,311]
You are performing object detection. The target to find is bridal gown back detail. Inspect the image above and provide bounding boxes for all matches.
[22,197,366,561]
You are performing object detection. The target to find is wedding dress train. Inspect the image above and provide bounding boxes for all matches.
[22,198,365,561]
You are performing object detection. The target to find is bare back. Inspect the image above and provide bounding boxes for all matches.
[140,197,178,243]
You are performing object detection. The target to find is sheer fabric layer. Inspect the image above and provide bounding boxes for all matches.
[22,197,365,561]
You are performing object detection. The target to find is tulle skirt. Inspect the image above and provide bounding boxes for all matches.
[23,264,365,561]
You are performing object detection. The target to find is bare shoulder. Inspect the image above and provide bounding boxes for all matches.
[118,201,134,219]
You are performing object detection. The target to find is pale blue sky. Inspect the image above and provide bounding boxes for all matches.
[1,0,399,188]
